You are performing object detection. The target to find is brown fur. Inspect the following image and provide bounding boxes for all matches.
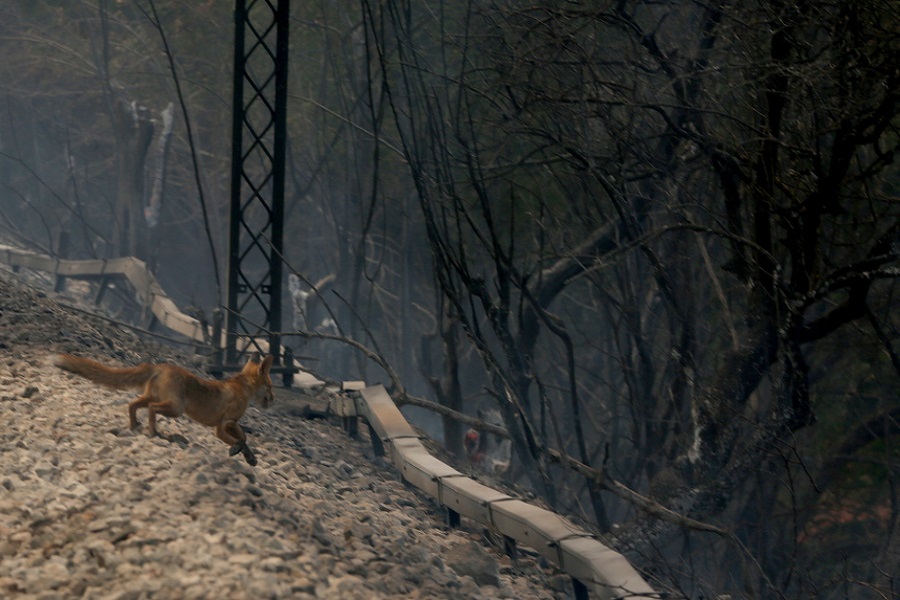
[54,353,274,465]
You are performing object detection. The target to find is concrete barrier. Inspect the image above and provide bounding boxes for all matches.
[0,245,208,343]
[342,384,657,600]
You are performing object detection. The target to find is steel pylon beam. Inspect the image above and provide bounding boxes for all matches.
[225,0,290,368]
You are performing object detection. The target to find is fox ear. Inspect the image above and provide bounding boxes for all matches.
[260,355,274,376]
[241,352,260,373]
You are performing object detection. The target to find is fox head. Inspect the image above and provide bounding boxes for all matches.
[243,354,274,408]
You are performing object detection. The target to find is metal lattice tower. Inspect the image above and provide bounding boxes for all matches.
[225,0,290,368]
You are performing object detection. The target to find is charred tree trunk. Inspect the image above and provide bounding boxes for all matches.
[145,102,174,271]
[111,98,154,260]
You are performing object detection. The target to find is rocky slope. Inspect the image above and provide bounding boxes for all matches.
[0,270,569,599]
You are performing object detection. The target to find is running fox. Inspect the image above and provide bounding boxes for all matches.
[53,353,274,466]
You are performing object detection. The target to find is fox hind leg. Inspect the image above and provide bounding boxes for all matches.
[147,399,182,439]
[128,394,153,430]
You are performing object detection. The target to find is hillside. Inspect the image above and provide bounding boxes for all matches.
[0,269,567,599]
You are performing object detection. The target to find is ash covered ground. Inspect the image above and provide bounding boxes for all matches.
[0,269,569,599]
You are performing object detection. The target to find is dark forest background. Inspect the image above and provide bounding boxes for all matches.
[0,1,897,597]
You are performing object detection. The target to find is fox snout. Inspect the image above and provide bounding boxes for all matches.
[256,380,274,409]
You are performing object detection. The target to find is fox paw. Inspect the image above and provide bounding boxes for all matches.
[111,427,139,437]
[166,433,189,447]
[229,441,257,466]
[228,441,245,456]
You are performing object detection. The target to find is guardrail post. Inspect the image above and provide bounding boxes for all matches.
[572,577,589,600]
[503,535,518,561]
[367,422,384,457]
[94,276,109,305]
[282,346,294,388]
[53,230,70,293]
[188,308,209,357]
[209,308,224,378]
[446,508,461,529]
[342,415,359,438]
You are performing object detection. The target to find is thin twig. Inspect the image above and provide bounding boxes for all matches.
[139,0,222,304]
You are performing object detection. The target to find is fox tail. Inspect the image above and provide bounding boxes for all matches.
[53,354,155,390]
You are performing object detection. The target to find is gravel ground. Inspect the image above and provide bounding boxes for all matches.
[0,269,570,599]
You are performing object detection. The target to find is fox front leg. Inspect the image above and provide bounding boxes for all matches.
[147,399,182,439]
[217,421,257,466]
